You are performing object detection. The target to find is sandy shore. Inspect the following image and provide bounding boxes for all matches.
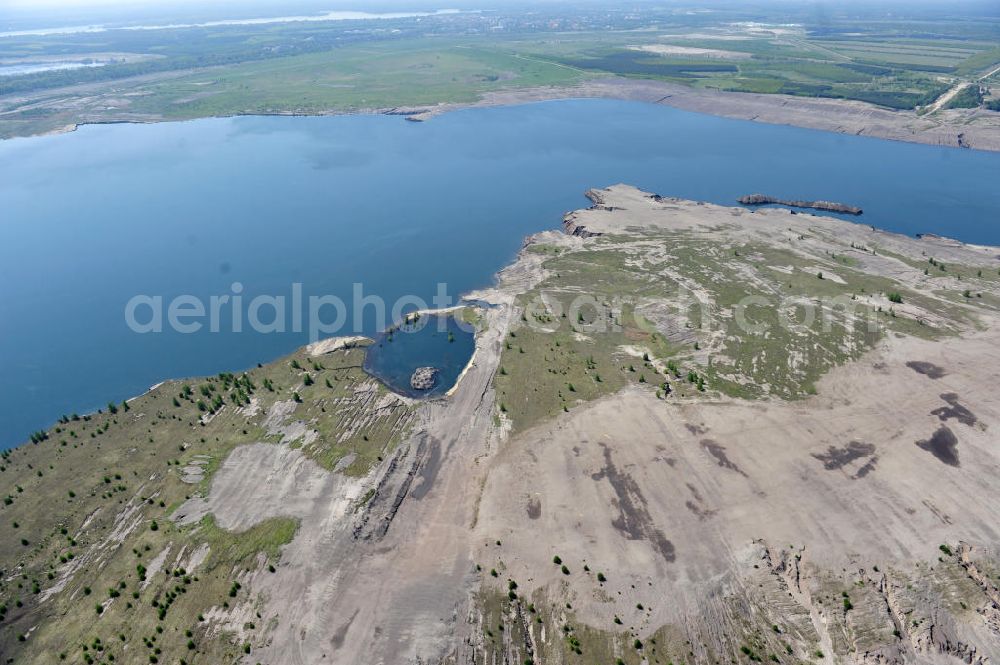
[403,77,1000,152]
[305,335,372,357]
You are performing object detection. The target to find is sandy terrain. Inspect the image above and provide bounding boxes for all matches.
[450,187,1000,663]
[567,184,1000,270]
[629,45,751,59]
[470,327,1000,660]
[306,335,372,356]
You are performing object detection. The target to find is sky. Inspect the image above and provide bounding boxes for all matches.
[5,0,245,5]
[0,0,412,10]
[0,0,451,25]
[5,0,433,6]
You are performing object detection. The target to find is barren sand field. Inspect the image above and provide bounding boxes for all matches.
[628,45,752,59]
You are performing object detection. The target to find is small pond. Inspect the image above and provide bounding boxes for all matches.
[362,312,477,398]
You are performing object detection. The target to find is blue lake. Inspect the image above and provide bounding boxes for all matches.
[2,98,1000,448]
[363,314,476,399]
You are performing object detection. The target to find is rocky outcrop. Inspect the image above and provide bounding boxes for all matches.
[561,211,602,237]
[410,366,439,390]
[739,193,863,215]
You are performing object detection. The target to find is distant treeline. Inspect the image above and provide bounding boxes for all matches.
[560,51,951,110]
[805,85,949,110]
[559,52,738,79]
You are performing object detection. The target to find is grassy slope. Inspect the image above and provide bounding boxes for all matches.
[0,344,410,663]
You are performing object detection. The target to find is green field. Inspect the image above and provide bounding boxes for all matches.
[130,39,590,118]
[2,5,998,139]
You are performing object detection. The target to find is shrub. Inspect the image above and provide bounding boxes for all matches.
[888,292,903,304]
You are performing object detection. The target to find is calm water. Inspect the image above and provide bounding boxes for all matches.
[2,98,1000,448]
[363,314,476,399]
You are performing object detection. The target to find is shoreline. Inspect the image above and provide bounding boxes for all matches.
[5,76,1000,152]
[7,186,998,450]
[403,77,1000,152]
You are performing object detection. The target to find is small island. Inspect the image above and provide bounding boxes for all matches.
[409,366,439,390]
[738,193,863,215]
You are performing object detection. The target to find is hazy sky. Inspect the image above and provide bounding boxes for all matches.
[2,0,376,9]
[5,0,265,6]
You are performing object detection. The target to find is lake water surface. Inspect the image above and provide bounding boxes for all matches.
[2,98,1000,447]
